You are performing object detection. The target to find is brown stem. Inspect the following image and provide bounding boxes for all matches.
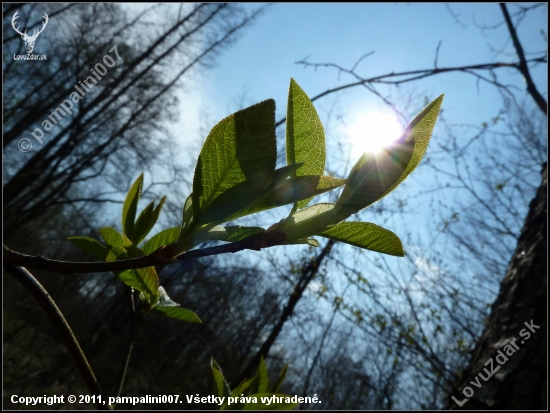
[112,287,136,405]
[4,265,111,410]
[3,231,285,275]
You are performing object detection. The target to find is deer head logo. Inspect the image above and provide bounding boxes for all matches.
[12,11,49,54]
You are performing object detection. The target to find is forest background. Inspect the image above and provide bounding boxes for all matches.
[3,3,547,410]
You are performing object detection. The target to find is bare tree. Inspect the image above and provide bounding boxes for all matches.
[3,3,545,410]
[3,3,278,407]
[446,5,547,408]
[3,3,264,238]
[248,3,547,409]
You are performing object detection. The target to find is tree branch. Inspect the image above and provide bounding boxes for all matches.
[4,265,111,410]
[3,231,287,275]
[273,56,546,128]
[500,3,547,115]
[232,240,335,386]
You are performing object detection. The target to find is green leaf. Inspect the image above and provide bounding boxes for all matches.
[105,246,127,262]
[121,233,133,247]
[338,94,443,213]
[125,242,146,259]
[192,99,276,226]
[337,141,414,213]
[196,179,271,226]
[212,370,229,400]
[211,358,231,399]
[226,175,345,222]
[271,176,345,208]
[99,227,125,248]
[152,196,166,223]
[117,270,145,291]
[132,196,166,245]
[226,226,265,242]
[268,203,340,242]
[67,236,110,261]
[286,238,320,247]
[206,226,265,242]
[270,365,288,393]
[383,94,444,197]
[232,376,257,397]
[181,194,194,232]
[154,306,201,323]
[118,266,159,305]
[174,194,196,253]
[258,356,270,393]
[320,222,404,257]
[211,357,224,373]
[246,377,262,400]
[70,231,125,263]
[174,225,266,255]
[122,173,144,239]
[141,226,180,255]
[132,201,155,244]
[250,374,262,397]
[286,78,326,209]
[271,163,304,182]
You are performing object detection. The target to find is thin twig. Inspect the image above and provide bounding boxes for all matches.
[112,287,137,404]
[434,40,442,68]
[4,265,111,410]
[445,4,468,28]
[500,3,547,115]
[275,57,545,128]
[233,240,335,386]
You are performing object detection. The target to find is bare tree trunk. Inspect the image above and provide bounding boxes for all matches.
[449,162,547,409]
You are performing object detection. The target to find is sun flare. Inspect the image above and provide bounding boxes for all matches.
[345,111,403,154]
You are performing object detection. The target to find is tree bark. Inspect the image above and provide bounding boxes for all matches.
[449,162,547,409]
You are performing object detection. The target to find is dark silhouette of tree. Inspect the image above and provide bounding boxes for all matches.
[448,162,546,409]
[446,6,547,408]
[3,3,264,237]
[3,3,278,408]
[233,240,335,386]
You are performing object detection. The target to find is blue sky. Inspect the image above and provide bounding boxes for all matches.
[170,3,546,234]
[119,3,546,258]
[118,5,547,404]
[172,3,546,179]
[192,3,545,123]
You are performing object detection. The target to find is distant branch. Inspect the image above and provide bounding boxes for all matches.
[445,4,468,28]
[233,239,335,386]
[500,3,547,115]
[434,40,442,68]
[274,56,546,128]
[4,265,110,410]
[112,287,136,403]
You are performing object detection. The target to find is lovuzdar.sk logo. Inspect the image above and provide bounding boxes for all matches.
[11,10,49,60]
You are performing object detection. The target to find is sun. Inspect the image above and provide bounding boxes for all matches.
[345,111,403,154]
